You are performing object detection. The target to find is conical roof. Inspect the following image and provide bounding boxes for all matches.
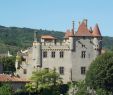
[92,24,101,36]
[75,21,92,36]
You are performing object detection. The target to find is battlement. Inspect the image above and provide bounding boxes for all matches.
[42,44,70,50]
[41,41,69,46]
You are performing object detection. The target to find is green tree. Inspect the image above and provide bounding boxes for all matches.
[0,56,16,73]
[0,84,12,95]
[86,52,113,94]
[26,68,62,95]
[75,81,89,95]
[68,81,89,95]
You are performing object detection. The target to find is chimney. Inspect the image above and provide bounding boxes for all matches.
[83,19,87,27]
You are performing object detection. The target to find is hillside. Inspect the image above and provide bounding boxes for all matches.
[0,25,64,54]
[102,36,113,50]
[0,25,112,54]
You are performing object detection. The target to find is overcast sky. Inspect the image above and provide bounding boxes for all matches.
[0,0,113,36]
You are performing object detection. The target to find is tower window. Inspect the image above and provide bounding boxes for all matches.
[43,51,47,58]
[60,51,64,58]
[81,67,86,75]
[81,51,86,58]
[51,51,55,58]
[82,45,85,48]
[23,69,27,74]
[59,67,64,75]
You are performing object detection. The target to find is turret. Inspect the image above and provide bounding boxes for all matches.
[32,31,42,67]
[92,24,102,57]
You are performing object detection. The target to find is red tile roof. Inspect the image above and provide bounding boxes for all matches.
[92,24,101,36]
[65,20,101,37]
[0,74,30,82]
[75,21,92,36]
[41,35,56,39]
[64,29,74,38]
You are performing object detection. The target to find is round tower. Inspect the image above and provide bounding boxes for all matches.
[32,31,42,67]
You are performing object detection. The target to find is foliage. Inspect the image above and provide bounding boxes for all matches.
[26,69,62,95]
[0,25,64,54]
[103,36,113,50]
[86,52,113,93]
[75,81,89,95]
[0,56,16,73]
[95,88,112,95]
[68,81,110,95]
[68,81,89,95]
[25,83,36,94]
[0,84,12,95]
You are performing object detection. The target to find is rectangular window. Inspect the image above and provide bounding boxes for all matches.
[43,51,47,58]
[81,51,86,58]
[51,51,55,58]
[81,67,86,75]
[60,51,64,58]
[23,69,27,74]
[59,67,64,75]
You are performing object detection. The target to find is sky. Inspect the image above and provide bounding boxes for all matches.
[0,0,113,36]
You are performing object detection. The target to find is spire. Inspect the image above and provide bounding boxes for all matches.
[34,31,37,42]
[72,20,75,35]
[92,24,101,36]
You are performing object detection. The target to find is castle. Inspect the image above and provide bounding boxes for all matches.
[15,19,102,83]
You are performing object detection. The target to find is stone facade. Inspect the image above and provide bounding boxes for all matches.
[15,19,102,83]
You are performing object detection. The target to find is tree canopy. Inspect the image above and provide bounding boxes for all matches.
[0,84,12,95]
[0,56,16,73]
[26,69,62,95]
[86,52,113,93]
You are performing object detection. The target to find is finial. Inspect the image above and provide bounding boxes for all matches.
[83,19,87,27]
[78,21,81,25]
[72,20,74,30]
[34,31,37,42]
[72,20,75,35]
